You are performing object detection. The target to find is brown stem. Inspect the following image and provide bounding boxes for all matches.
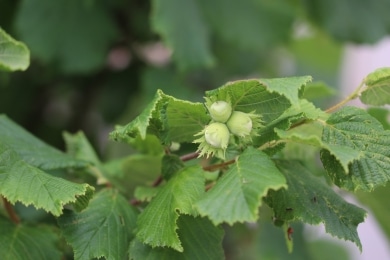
[203,158,236,172]
[180,152,199,162]
[2,196,20,224]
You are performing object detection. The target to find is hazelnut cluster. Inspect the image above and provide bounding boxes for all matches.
[194,100,262,159]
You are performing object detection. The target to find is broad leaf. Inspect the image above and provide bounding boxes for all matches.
[0,27,30,71]
[110,90,168,141]
[303,0,390,43]
[206,80,291,124]
[196,147,286,225]
[136,166,205,252]
[161,154,184,180]
[0,217,61,260]
[0,115,87,170]
[15,0,118,73]
[266,160,366,250]
[103,154,162,197]
[162,97,209,143]
[58,189,138,260]
[110,90,209,144]
[361,67,390,106]
[0,145,94,216]
[151,0,214,70]
[303,82,337,101]
[320,107,390,191]
[129,215,224,260]
[275,122,362,173]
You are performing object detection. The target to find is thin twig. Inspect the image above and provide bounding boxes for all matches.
[325,81,365,113]
[180,152,199,162]
[203,158,236,172]
[2,196,20,224]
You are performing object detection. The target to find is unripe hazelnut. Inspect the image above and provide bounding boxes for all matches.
[204,122,230,149]
[226,111,252,137]
[208,101,232,123]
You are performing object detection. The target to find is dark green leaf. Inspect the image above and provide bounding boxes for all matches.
[15,0,118,73]
[0,145,94,216]
[161,154,184,180]
[321,107,390,191]
[361,67,390,106]
[136,166,205,252]
[0,27,29,71]
[196,147,286,225]
[151,0,214,70]
[58,189,138,260]
[266,160,366,250]
[129,215,224,260]
[0,216,61,260]
[0,115,87,170]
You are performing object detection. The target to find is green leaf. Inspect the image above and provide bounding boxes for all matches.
[110,90,168,141]
[0,216,61,260]
[275,121,362,173]
[129,215,224,260]
[161,154,184,180]
[136,165,205,252]
[320,106,390,191]
[303,82,336,101]
[206,79,291,124]
[151,0,214,70]
[63,131,108,184]
[58,189,138,260]
[303,0,390,43]
[257,76,312,105]
[367,107,390,130]
[134,186,161,203]
[198,0,294,50]
[0,27,30,71]
[110,90,209,144]
[0,145,94,216]
[162,97,209,143]
[0,115,87,170]
[361,67,390,106]
[15,0,118,73]
[266,160,366,250]
[196,147,286,225]
[103,154,162,196]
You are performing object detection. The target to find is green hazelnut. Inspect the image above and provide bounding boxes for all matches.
[208,101,232,123]
[204,122,230,149]
[226,111,252,137]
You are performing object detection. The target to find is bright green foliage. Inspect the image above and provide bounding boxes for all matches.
[303,0,390,43]
[111,90,209,144]
[136,166,205,251]
[321,107,390,191]
[129,215,224,260]
[0,115,87,170]
[0,27,30,71]
[361,67,390,106]
[58,189,138,260]
[196,147,287,225]
[15,0,118,73]
[0,145,94,216]
[266,160,366,250]
[0,216,61,260]
[151,0,214,70]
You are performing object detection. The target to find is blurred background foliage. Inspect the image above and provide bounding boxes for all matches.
[1,0,390,259]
